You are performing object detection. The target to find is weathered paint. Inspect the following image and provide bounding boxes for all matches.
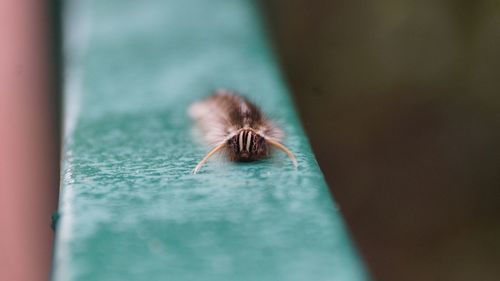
[52,1,370,280]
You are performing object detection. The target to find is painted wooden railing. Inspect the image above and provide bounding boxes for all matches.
[52,0,369,280]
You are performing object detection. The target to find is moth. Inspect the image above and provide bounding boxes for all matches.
[189,89,297,173]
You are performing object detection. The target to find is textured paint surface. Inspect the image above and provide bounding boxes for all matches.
[52,0,369,280]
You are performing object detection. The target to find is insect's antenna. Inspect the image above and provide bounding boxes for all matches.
[266,139,298,168]
[193,142,226,174]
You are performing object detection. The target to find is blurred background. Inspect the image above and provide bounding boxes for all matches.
[262,0,500,280]
[1,0,499,280]
[0,1,59,280]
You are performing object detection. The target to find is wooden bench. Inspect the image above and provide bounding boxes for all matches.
[52,1,369,280]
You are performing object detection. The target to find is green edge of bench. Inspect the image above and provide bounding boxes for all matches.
[52,0,370,280]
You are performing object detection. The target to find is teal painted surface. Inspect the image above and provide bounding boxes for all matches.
[52,0,369,280]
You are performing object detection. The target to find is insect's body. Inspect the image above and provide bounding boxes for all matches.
[189,89,296,173]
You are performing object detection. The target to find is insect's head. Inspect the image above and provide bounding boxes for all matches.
[227,129,268,161]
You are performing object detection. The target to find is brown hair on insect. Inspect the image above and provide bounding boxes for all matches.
[189,89,297,174]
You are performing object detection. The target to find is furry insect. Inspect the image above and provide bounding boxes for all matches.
[189,89,297,174]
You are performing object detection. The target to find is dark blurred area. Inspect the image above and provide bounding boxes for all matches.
[262,0,500,280]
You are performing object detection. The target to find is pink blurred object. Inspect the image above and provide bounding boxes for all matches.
[0,1,59,281]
